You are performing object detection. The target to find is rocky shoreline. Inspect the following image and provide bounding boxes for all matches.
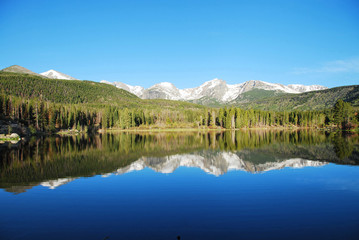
[0,133,20,143]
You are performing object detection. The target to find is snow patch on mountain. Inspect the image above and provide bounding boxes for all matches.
[222,83,243,101]
[40,69,78,80]
[288,84,327,92]
[101,80,145,96]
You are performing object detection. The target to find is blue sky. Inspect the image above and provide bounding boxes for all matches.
[0,0,358,88]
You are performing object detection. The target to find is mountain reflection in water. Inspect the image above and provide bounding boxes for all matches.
[0,130,358,193]
[113,154,325,176]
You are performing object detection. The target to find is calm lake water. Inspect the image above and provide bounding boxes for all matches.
[1,130,359,240]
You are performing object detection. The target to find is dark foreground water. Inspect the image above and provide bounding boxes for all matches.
[1,130,359,240]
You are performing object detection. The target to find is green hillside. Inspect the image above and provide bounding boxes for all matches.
[234,85,359,111]
[188,96,223,107]
[232,89,286,104]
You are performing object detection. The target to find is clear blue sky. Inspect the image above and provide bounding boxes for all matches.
[0,0,358,88]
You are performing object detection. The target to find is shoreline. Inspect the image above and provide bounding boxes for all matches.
[100,126,334,133]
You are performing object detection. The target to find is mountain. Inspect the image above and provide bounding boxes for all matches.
[143,82,183,100]
[40,69,78,80]
[1,65,47,78]
[101,79,327,104]
[235,85,359,111]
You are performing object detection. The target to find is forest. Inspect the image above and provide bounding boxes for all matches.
[0,93,357,134]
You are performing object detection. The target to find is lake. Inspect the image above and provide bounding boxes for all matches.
[0,130,359,240]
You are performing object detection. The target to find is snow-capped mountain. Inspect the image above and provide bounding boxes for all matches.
[106,151,326,177]
[40,69,78,80]
[101,78,327,103]
[143,82,183,100]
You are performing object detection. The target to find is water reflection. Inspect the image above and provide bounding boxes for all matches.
[0,130,358,193]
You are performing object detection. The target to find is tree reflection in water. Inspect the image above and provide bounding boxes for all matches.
[0,130,358,193]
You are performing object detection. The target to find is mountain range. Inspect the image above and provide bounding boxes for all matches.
[0,65,327,104]
[101,78,327,104]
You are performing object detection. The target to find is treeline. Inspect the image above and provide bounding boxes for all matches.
[201,102,357,129]
[96,100,358,130]
[1,93,357,134]
[0,94,100,133]
[198,108,329,129]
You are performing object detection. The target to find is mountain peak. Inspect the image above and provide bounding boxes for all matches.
[203,78,225,85]
[244,80,268,86]
[2,64,25,70]
[40,69,77,80]
[4,64,22,69]
[153,82,176,88]
[1,65,47,78]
